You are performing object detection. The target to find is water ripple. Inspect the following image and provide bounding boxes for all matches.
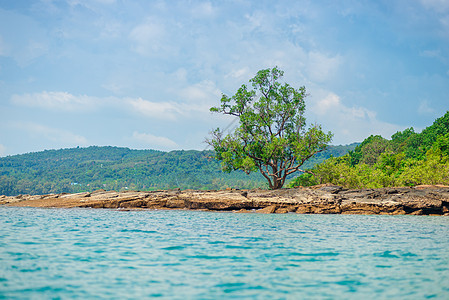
[0,208,448,299]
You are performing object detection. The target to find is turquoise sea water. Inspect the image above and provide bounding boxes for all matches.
[0,207,448,299]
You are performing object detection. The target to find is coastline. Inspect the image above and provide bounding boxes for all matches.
[2,184,449,215]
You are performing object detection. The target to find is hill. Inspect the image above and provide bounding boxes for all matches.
[0,144,356,196]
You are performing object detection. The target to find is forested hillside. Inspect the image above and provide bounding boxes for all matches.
[290,111,449,188]
[0,144,355,196]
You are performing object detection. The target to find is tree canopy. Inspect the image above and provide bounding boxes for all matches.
[207,67,333,189]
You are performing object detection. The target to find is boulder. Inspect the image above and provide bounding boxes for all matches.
[256,205,277,214]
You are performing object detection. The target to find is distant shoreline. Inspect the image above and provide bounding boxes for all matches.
[2,185,449,216]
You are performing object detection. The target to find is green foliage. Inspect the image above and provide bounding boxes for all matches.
[349,135,388,166]
[0,147,269,196]
[288,173,319,187]
[0,143,356,196]
[287,144,359,188]
[420,112,449,151]
[300,143,359,170]
[4,112,446,194]
[289,112,449,189]
[207,67,333,189]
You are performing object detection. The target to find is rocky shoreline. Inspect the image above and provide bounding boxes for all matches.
[2,184,449,215]
[0,185,449,216]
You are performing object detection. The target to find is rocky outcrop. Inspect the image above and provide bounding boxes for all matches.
[1,185,449,215]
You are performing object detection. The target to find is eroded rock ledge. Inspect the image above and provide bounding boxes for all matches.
[1,185,449,215]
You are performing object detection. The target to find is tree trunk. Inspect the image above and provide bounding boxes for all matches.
[271,175,283,189]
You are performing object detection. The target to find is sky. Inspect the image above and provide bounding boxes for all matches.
[0,0,448,156]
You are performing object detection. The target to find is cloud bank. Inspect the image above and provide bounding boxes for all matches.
[1,0,448,155]
[132,131,178,150]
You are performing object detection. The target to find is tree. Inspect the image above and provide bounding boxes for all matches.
[351,135,389,166]
[206,67,333,189]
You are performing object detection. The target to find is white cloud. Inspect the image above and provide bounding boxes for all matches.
[176,80,223,117]
[129,18,166,55]
[127,98,182,120]
[95,0,116,4]
[190,2,216,18]
[4,46,42,69]
[0,9,50,66]
[132,131,178,150]
[68,0,116,9]
[101,82,126,94]
[11,91,99,111]
[0,144,6,157]
[420,0,449,12]
[11,90,218,121]
[312,92,341,115]
[440,14,449,34]
[14,122,88,145]
[173,68,188,82]
[96,19,123,40]
[4,1,447,155]
[181,80,221,103]
[419,0,449,38]
[225,67,250,80]
[420,49,441,58]
[245,11,264,30]
[309,92,403,144]
[307,51,342,82]
[418,100,435,115]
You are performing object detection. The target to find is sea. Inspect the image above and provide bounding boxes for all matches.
[0,207,448,299]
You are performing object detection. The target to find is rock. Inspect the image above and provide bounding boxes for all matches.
[341,202,380,215]
[275,206,297,214]
[275,207,289,214]
[60,192,91,198]
[184,198,252,211]
[256,205,277,214]
[297,204,341,214]
[235,209,251,213]
[3,186,449,215]
[165,199,185,208]
[391,208,407,215]
[415,184,449,189]
[296,206,311,214]
[120,200,146,208]
[319,185,344,194]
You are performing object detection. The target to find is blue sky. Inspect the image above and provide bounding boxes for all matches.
[0,0,448,156]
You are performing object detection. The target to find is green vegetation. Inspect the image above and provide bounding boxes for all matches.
[0,147,268,196]
[0,144,354,196]
[7,112,445,195]
[207,67,333,189]
[289,112,449,188]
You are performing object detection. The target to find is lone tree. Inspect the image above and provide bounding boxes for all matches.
[207,67,333,189]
